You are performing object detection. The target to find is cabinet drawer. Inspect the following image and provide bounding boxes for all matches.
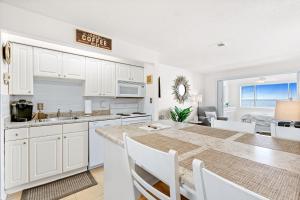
[30,125,62,138]
[5,128,29,141]
[63,122,88,133]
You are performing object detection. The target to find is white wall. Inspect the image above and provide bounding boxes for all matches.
[204,58,300,107]
[153,64,204,120]
[0,2,159,64]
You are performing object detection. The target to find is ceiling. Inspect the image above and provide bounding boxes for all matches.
[2,0,300,73]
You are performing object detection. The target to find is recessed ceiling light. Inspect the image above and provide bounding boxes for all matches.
[217,43,225,47]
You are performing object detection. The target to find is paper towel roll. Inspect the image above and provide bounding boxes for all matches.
[85,100,92,115]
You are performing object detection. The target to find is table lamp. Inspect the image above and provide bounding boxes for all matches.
[275,100,300,126]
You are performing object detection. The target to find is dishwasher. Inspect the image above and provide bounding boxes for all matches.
[88,119,121,169]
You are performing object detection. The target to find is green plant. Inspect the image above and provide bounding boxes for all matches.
[170,106,192,122]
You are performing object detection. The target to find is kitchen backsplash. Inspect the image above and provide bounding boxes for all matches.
[10,79,144,114]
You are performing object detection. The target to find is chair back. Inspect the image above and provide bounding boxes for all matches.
[192,159,268,200]
[123,133,181,200]
[198,106,217,117]
[211,118,256,134]
[270,123,300,141]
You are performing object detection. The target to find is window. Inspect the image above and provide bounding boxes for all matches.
[240,82,297,108]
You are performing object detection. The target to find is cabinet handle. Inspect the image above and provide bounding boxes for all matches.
[15,133,18,136]
[23,142,26,144]
[64,136,67,139]
[57,137,61,140]
[58,74,61,77]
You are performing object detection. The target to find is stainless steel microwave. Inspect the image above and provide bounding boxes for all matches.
[117,81,145,97]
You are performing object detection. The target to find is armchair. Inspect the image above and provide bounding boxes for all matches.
[198,106,228,126]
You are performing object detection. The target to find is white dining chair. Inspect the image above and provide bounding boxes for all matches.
[192,159,268,200]
[211,118,256,134]
[270,123,300,141]
[123,133,182,200]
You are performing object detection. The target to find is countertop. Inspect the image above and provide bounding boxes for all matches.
[96,120,300,200]
[5,114,151,129]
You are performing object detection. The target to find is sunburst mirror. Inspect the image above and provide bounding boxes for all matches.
[172,76,190,104]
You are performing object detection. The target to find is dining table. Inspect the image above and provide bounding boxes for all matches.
[96,120,300,200]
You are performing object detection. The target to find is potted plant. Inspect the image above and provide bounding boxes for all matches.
[170,106,192,122]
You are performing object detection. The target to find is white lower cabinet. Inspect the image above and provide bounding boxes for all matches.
[5,123,89,190]
[29,135,62,182]
[63,131,88,172]
[5,139,28,189]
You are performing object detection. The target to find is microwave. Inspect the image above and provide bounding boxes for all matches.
[117,81,145,97]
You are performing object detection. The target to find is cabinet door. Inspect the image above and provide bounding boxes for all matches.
[101,61,116,96]
[33,48,62,78]
[5,139,28,189]
[117,64,131,81]
[62,53,85,80]
[131,66,144,83]
[10,44,33,95]
[84,58,101,96]
[63,131,88,172]
[30,135,62,181]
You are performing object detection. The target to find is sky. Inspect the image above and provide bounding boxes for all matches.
[241,83,297,100]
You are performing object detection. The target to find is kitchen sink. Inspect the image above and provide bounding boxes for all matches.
[38,116,80,122]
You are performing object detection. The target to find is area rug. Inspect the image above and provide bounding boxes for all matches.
[21,171,97,200]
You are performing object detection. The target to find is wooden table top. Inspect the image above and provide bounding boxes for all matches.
[96,120,300,200]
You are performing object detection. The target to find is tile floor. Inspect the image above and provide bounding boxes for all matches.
[7,167,104,200]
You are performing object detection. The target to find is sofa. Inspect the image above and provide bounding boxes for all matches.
[198,106,228,126]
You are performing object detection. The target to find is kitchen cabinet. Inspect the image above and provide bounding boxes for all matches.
[84,58,101,96]
[63,131,88,172]
[116,64,144,83]
[29,135,62,182]
[34,47,62,78]
[62,53,85,80]
[84,58,116,96]
[10,43,33,95]
[117,64,131,81]
[34,47,85,80]
[5,139,28,189]
[101,61,116,96]
[131,66,144,82]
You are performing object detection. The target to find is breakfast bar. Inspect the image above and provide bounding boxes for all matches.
[96,120,300,200]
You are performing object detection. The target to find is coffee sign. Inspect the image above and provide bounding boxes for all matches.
[76,29,112,50]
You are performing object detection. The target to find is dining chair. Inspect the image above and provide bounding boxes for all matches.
[211,118,256,134]
[123,133,187,200]
[192,159,268,200]
[270,123,300,141]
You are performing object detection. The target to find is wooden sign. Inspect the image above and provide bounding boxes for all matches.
[76,29,112,50]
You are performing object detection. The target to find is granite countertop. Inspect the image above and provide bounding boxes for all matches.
[5,114,151,129]
[95,120,300,198]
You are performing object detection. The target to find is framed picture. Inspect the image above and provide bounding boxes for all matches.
[146,75,153,84]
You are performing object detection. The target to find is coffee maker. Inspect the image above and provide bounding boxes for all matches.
[11,100,33,122]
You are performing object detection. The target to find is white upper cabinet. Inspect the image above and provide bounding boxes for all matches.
[62,53,85,80]
[84,58,116,97]
[101,61,116,96]
[34,47,62,78]
[84,58,101,96]
[10,43,33,95]
[117,64,144,83]
[131,66,144,83]
[117,64,131,81]
[34,47,85,80]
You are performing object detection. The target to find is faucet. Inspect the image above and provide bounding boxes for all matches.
[57,109,61,118]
